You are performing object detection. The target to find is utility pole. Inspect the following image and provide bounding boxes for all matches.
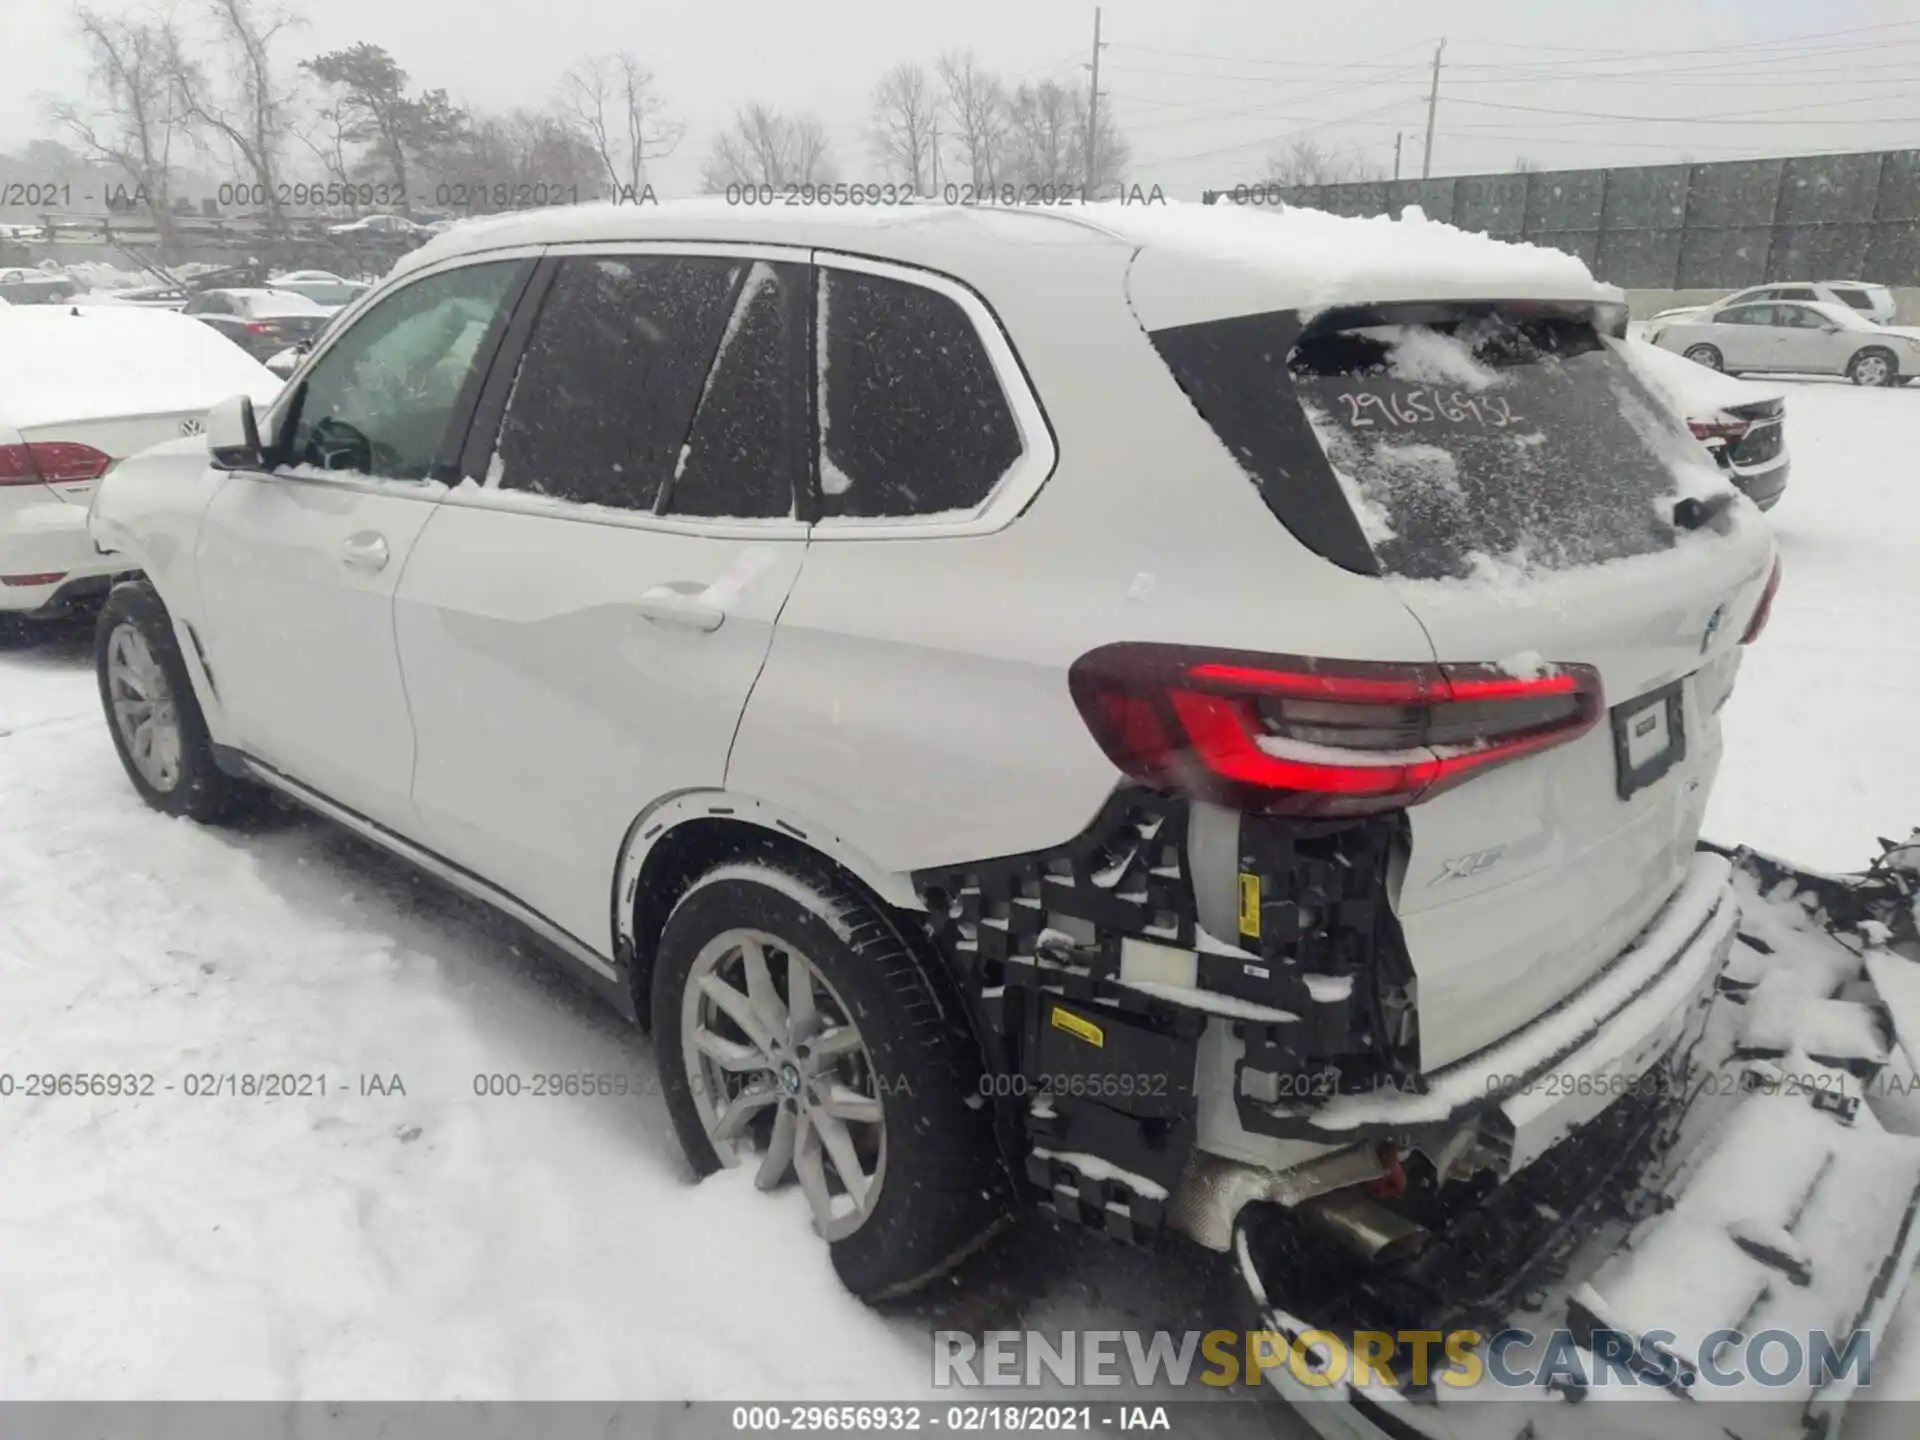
[1422,38,1445,180]
[1394,132,1403,180]
[1086,7,1106,196]
[931,118,941,195]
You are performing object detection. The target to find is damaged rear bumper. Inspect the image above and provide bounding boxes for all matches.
[1232,838,1920,1440]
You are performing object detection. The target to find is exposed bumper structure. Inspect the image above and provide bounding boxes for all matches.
[1234,836,1920,1440]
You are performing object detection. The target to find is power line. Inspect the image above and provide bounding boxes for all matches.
[1444,95,1920,126]
[1445,18,1920,61]
[1119,67,1429,131]
[1133,94,1416,167]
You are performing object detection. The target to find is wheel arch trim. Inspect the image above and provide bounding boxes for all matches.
[613,788,925,960]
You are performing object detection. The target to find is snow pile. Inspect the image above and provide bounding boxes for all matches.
[0,649,929,1399]
[1119,200,1612,328]
[1703,381,1920,870]
[0,306,282,428]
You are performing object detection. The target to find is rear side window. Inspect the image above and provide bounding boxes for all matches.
[1831,288,1875,310]
[493,255,740,510]
[1153,308,1711,582]
[660,261,807,520]
[817,268,1022,519]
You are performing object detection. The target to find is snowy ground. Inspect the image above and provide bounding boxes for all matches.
[1,377,1917,1423]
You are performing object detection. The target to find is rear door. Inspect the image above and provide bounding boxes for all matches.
[1774,302,1855,373]
[396,246,812,956]
[1281,309,1776,1065]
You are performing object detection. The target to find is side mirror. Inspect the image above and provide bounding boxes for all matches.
[206,393,263,470]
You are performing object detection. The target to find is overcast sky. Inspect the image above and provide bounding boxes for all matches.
[5,0,1917,198]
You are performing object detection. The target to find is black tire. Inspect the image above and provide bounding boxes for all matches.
[652,860,1009,1299]
[95,580,261,823]
[1848,347,1898,387]
[1683,344,1723,372]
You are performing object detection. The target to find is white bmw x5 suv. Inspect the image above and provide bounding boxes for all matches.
[87,200,1779,1313]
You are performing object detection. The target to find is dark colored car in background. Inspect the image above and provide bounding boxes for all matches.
[179,287,330,360]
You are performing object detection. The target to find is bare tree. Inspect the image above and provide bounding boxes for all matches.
[557,52,682,200]
[296,96,357,201]
[1263,139,1385,188]
[869,61,936,192]
[50,8,189,252]
[701,104,837,190]
[170,0,303,223]
[1004,79,1078,188]
[441,108,603,207]
[936,49,1007,189]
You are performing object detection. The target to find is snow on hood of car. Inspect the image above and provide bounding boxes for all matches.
[0,305,283,428]
[1621,335,1782,416]
[1120,200,1615,331]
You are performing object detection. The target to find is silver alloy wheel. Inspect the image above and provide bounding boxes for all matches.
[106,622,183,792]
[681,926,886,1240]
[1684,345,1722,371]
[1854,352,1892,386]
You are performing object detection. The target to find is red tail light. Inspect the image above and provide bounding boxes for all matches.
[0,441,113,486]
[1687,416,1749,443]
[244,321,282,335]
[1741,558,1782,645]
[1068,644,1603,816]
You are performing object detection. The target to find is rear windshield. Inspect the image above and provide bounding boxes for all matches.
[1151,308,1713,582]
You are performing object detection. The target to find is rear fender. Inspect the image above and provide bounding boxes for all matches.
[612,788,924,956]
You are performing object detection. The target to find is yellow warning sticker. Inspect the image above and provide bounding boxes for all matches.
[1239,873,1262,938]
[1050,1006,1105,1048]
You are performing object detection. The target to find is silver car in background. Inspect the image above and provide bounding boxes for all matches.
[1649,298,1920,386]
[1652,280,1898,326]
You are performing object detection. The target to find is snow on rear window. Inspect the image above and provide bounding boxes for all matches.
[1288,316,1724,582]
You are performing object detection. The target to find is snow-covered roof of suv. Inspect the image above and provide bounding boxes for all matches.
[396,198,1616,329]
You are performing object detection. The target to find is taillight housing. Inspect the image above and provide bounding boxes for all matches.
[0,441,114,486]
[1741,557,1782,645]
[1069,644,1604,817]
[1687,416,1750,444]
[245,321,282,335]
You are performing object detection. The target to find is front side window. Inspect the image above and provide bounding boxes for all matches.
[1716,305,1769,327]
[492,255,743,511]
[284,259,527,481]
[816,267,1023,520]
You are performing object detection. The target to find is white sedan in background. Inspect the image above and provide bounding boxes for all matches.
[0,306,281,627]
[1651,280,1898,326]
[1648,298,1920,386]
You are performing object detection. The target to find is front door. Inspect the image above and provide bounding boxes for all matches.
[194,257,532,830]
[397,248,813,954]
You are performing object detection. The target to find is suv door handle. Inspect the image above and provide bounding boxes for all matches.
[635,583,725,633]
[341,532,390,572]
